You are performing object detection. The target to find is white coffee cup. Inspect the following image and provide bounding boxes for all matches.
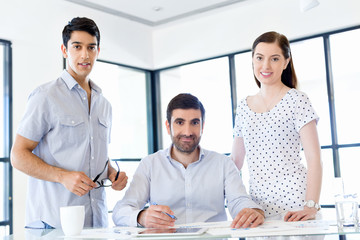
[60,205,85,236]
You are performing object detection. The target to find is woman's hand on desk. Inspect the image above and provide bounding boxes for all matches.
[284,207,317,222]
[231,208,265,228]
[137,204,176,228]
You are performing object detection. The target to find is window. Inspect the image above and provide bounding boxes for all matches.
[290,38,331,146]
[159,57,233,154]
[330,29,360,145]
[234,51,259,100]
[90,61,149,225]
[0,40,12,235]
[0,45,3,157]
[290,38,335,205]
[90,61,149,159]
[338,147,360,194]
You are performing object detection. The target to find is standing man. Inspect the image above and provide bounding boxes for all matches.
[11,17,127,229]
[112,93,264,228]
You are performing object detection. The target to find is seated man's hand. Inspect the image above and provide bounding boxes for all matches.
[231,208,264,228]
[137,204,176,228]
[110,171,128,191]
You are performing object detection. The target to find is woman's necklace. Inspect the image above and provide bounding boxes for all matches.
[259,85,285,112]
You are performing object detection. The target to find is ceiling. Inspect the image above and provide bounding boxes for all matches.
[64,0,252,26]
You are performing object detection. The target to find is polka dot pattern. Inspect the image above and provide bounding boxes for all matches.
[233,89,319,217]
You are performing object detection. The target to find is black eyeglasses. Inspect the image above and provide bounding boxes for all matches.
[93,158,120,189]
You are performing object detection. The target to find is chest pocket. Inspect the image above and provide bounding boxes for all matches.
[98,117,109,142]
[59,115,86,144]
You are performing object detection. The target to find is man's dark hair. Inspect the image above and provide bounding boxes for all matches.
[166,93,205,123]
[62,17,100,48]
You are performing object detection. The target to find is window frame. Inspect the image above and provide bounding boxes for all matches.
[95,59,157,160]
[0,39,13,234]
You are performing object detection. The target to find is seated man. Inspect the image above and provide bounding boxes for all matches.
[112,93,264,228]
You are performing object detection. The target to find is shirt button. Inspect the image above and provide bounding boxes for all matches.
[92,199,94,202]
[91,136,93,140]
[83,97,86,100]
[91,156,94,160]
[71,121,75,124]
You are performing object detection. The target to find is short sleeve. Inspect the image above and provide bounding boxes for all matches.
[233,100,245,138]
[293,92,319,132]
[17,88,52,142]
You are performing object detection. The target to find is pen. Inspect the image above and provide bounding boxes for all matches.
[152,202,178,220]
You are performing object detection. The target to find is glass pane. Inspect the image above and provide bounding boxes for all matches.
[234,51,260,101]
[0,162,4,221]
[290,38,331,146]
[159,57,233,154]
[105,160,139,226]
[301,149,336,206]
[0,45,4,157]
[331,29,360,144]
[90,62,148,158]
[338,147,360,195]
[300,149,335,205]
[0,225,9,237]
[317,149,336,205]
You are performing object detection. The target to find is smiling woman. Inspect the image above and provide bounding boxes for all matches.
[231,31,322,222]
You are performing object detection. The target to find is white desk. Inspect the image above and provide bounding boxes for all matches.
[4,227,360,240]
[4,209,359,240]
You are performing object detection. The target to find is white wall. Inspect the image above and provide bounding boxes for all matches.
[152,0,360,69]
[1,0,360,236]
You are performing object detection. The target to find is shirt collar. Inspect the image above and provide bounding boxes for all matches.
[166,144,205,163]
[60,70,102,94]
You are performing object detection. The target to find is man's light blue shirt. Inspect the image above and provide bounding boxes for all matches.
[112,146,262,226]
[17,70,112,228]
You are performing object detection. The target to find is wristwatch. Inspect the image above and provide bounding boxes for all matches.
[304,200,321,211]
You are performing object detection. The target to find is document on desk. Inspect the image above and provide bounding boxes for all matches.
[175,220,232,229]
[206,219,337,238]
[59,227,137,239]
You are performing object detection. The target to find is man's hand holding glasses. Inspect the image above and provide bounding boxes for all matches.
[59,171,97,197]
[93,158,128,191]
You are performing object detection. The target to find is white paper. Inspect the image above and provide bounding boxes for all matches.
[58,227,136,239]
[175,220,232,229]
[206,219,337,238]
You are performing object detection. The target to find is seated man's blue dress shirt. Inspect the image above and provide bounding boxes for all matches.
[112,146,262,226]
